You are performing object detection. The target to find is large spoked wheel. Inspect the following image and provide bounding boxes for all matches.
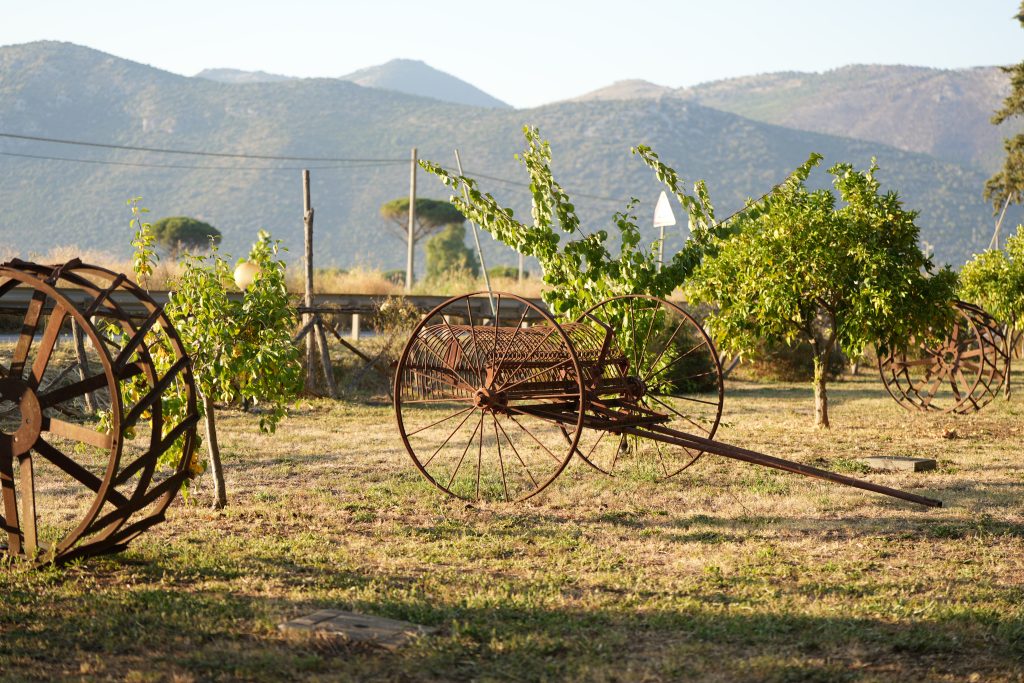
[0,259,199,565]
[573,295,724,480]
[879,301,1007,414]
[395,292,585,502]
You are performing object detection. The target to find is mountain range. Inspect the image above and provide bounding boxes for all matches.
[0,41,1017,274]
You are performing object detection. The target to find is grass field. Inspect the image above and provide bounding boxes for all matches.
[2,371,1023,682]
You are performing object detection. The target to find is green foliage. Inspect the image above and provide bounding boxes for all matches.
[127,197,158,286]
[959,225,1024,326]
[986,2,1024,211]
[166,234,302,433]
[421,126,721,320]
[686,157,957,425]
[424,223,479,280]
[379,197,466,243]
[151,216,222,255]
[112,199,200,477]
[743,341,847,383]
[487,265,527,279]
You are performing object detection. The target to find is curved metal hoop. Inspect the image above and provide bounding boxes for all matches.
[573,295,724,479]
[878,301,1008,414]
[394,292,585,502]
[0,259,199,565]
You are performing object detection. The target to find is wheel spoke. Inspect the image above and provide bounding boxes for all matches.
[9,290,47,378]
[0,445,21,555]
[493,415,510,502]
[34,438,129,507]
[649,394,710,435]
[28,307,68,390]
[44,417,113,450]
[420,407,477,468]
[494,416,539,488]
[403,405,475,437]
[445,415,483,491]
[643,337,706,384]
[506,414,564,464]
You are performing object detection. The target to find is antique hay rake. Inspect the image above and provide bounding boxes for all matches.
[878,301,1009,414]
[0,259,199,565]
[394,292,941,508]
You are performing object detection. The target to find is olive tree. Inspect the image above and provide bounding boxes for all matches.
[152,216,222,256]
[958,224,1024,397]
[686,155,957,428]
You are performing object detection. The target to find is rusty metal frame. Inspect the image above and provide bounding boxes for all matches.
[879,300,1009,414]
[0,259,199,566]
[394,291,941,508]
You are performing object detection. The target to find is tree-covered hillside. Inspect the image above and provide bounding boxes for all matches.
[0,42,1015,272]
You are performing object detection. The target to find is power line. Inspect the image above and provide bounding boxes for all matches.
[0,150,397,171]
[0,131,408,163]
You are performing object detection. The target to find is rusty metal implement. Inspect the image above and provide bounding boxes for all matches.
[0,259,199,565]
[879,300,1009,414]
[394,292,941,507]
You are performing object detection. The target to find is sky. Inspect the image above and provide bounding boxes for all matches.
[1,0,1021,108]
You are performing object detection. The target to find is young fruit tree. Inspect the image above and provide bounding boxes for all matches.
[421,126,722,320]
[124,206,302,506]
[958,224,1024,397]
[685,155,957,428]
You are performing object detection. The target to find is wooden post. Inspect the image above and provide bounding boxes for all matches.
[314,315,337,398]
[303,169,317,393]
[406,147,417,292]
[518,253,524,283]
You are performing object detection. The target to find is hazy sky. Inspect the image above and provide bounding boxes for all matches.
[1,0,1021,107]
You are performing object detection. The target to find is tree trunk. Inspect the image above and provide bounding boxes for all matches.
[1005,324,1014,401]
[813,354,830,429]
[200,391,227,509]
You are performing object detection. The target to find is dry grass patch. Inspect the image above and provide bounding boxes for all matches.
[1,373,1023,681]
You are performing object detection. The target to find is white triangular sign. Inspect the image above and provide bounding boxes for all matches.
[653,191,676,227]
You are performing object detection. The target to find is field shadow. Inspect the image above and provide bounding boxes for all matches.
[3,562,1021,682]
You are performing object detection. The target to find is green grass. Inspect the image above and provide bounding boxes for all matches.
[2,373,1023,681]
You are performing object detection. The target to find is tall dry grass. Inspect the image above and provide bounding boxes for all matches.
[5,244,547,298]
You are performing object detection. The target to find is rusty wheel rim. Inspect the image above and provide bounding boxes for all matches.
[879,301,1007,415]
[574,295,724,480]
[394,292,585,502]
[0,260,198,565]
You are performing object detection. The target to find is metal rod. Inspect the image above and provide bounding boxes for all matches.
[623,424,942,508]
[454,149,495,317]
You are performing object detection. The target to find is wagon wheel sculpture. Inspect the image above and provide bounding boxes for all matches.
[0,259,199,565]
[878,301,1008,414]
[396,291,941,508]
[572,295,723,479]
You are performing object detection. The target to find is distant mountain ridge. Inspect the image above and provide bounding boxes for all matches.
[574,65,1015,173]
[339,58,510,109]
[0,41,1016,274]
[196,68,296,84]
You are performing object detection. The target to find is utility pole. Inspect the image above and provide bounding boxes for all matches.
[406,147,417,292]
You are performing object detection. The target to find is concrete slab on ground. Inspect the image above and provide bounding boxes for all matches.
[860,456,937,472]
[279,609,433,650]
